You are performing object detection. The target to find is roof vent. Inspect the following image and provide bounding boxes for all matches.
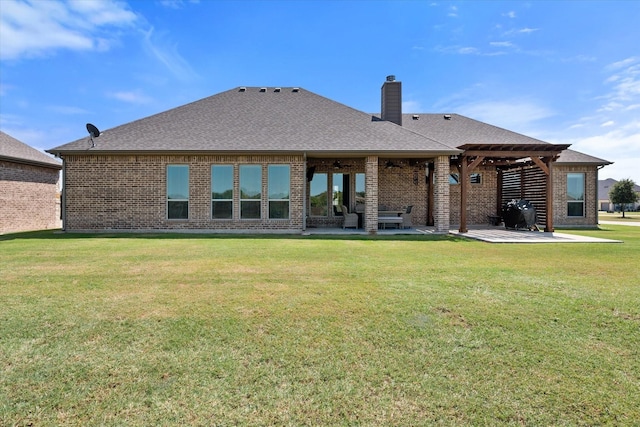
[386,75,396,82]
[412,114,420,120]
[292,87,300,92]
[260,87,267,92]
[444,114,452,120]
[274,87,281,92]
[239,87,246,92]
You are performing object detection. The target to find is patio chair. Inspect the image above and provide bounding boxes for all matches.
[342,205,358,229]
[401,205,413,228]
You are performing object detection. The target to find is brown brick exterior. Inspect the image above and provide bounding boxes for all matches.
[449,165,498,226]
[60,154,600,232]
[1,160,61,234]
[551,164,599,227]
[63,154,305,231]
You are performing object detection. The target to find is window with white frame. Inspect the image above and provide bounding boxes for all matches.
[211,165,233,219]
[240,165,262,219]
[268,165,290,219]
[567,173,585,217]
[167,165,189,219]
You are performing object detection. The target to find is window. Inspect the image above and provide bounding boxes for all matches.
[332,173,345,215]
[167,165,189,219]
[567,173,585,217]
[355,173,365,207]
[470,173,482,184]
[240,165,262,219]
[448,172,480,184]
[212,165,233,219]
[310,173,328,216]
[268,165,290,219]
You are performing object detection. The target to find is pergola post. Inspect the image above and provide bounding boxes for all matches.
[545,159,554,232]
[459,156,468,233]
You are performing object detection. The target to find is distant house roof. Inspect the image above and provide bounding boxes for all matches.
[48,87,459,157]
[0,131,62,169]
[599,178,640,200]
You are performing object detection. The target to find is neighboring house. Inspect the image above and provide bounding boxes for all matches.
[598,178,640,211]
[1,131,62,234]
[48,76,611,233]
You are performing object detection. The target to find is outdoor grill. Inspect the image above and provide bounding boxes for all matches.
[502,199,538,230]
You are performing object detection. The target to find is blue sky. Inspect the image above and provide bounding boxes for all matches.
[1,0,638,181]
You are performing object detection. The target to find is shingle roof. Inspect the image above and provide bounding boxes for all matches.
[400,113,552,147]
[0,131,62,168]
[556,149,612,165]
[48,87,459,156]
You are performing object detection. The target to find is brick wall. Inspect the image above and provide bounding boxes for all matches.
[63,154,305,231]
[448,164,497,226]
[551,165,599,227]
[1,160,61,234]
[433,156,450,232]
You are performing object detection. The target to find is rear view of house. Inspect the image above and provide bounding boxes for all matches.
[1,131,62,234]
[48,77,611,234]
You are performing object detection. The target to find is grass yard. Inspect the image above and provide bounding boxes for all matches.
[599,211,640,222]
[1,227,639,426]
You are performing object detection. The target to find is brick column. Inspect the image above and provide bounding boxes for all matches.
[365,156,379,234]
[433,155,450,233]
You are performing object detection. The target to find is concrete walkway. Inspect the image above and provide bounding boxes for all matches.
[449,228,622,244]
[599,220,640,227]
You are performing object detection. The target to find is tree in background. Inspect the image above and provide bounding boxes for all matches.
[609,179,639,218]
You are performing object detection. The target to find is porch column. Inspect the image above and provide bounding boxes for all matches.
[364,155,379,234]
[433,155,450,233]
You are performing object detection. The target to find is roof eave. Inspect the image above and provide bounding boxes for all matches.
[1,155,62,170]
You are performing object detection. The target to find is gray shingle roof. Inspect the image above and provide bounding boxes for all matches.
[0,131,62,168]
[400,113,552,147]
[556,149,612,165]
[48,87,459,156]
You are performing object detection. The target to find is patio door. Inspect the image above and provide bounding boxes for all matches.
[332,173,350,214]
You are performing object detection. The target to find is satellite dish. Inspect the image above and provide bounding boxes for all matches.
[86,123,100,138]
[86,123,100,148]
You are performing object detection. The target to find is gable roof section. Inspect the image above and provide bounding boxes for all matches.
[556,149,612,165]
[400,113,551,147]
[0,131,62,169]
[48,87,459,156]
[401,113,613,164]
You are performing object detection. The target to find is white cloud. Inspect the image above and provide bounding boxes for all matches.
[402,100,422,112]
[0,0,137,60]
[503,11,516,18]
[141,27,198,81]
[490,41,515,48]
[47,105,91,115]
[455,100,554,133]
[107,90,153,104]
[601,120,615,127]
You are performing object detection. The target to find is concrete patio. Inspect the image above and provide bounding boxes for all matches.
[303,225,622,243]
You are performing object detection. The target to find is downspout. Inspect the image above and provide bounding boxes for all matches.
[60,156,66,231]
[303,152,307,232]
[596,165,605,223]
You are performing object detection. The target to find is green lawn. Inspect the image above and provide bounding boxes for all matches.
[1,228,639,426]
[599,211,640,222]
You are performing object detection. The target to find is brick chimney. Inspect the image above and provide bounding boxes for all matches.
[381,75,402,126]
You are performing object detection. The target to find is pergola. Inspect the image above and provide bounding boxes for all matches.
[456,143,571,233]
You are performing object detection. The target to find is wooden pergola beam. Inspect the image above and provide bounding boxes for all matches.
[462,150,563,158]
